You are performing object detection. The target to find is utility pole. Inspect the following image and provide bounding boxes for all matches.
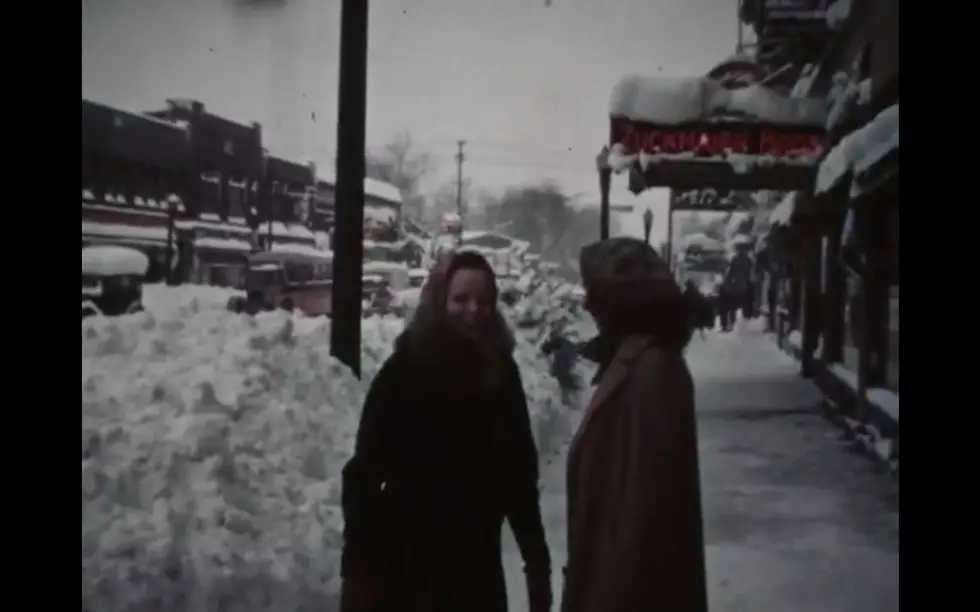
[455,140,466,245]
[330,0,368,378]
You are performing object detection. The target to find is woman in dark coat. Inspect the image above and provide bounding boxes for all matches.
[563,237,707,612]
[341,251,552,612]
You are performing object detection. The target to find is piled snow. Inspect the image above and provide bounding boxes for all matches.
[83,246,150,277]
[83,297,567,612]
[143,284,242,318]
[609,75,827,127]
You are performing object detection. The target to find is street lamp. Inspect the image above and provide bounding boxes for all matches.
[596,145,612,240]
[165,193,183,285]
[643,207,654,244]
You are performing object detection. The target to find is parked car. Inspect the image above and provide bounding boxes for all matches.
[82,245,150,318]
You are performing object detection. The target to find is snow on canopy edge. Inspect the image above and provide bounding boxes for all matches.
[769,192,797,227]
[609,75,827,127]
[815,103,898,195]
[82,245,150,276]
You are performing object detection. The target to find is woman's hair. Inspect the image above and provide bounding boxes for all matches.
[580,237,692,351]
[396,250,515,374]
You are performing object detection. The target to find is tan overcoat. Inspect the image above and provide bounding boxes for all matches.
[561,334,708,612]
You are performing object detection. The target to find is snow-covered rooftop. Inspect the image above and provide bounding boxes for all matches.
[82,245,150,277]
[610,76,828,127]
[816,103,898,196]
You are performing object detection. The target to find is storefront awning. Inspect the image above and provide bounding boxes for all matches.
[82,221,168,246]
[815,103,899,198]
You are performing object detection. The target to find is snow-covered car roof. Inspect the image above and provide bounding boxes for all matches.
[82,245,150,277]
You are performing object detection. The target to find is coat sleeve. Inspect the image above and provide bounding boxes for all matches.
[340,354,402,577]
[502,359,552,572]
[599,350,706,611]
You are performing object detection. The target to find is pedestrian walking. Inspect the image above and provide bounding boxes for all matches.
[716,281,734,332]
[682,280,712,340]
[341,251,552,612]
[562,237,707,612]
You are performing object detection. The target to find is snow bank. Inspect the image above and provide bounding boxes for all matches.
[83,303,567,612]
[143,284,242,318]
[609,75,827,127]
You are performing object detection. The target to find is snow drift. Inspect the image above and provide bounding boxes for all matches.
[82,291,570,612]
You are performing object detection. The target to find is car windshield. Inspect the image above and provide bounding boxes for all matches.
[246,264,282,289]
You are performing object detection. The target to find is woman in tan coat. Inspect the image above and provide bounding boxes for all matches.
[561,237,708,612]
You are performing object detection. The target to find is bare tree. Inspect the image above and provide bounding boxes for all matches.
[365,131,433,221]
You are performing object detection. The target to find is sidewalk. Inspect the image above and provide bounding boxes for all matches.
[693,331,899,611]
[502,328,899,611]
[770,327,900,471]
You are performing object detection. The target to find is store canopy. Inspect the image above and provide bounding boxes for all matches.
[606,76,826,192]
[815,103,899,198]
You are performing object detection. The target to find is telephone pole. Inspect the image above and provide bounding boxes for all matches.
[455,140,466,244]
[330,0,369,378]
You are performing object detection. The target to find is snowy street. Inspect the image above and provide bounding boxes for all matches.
[503,325,899,612]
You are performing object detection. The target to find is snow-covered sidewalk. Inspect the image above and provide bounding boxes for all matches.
[502,326,898,612]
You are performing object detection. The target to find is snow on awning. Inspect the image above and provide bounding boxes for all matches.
[194,237,252,253]
[82,221,168,245]
[769,192,798,227]
[609,76,827,127]
[176,219,253,236]
[265,221,315,241]
[816,103,899,196]
[269,242,332,259]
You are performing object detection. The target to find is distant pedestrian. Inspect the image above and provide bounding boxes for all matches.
[542,318,580,407]
[683,280,712,340]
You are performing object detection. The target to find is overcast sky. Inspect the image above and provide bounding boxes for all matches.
[82,0,741,244]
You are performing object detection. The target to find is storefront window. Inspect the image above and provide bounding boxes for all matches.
[884,205,899,392]
[886,285,899,392]
[842,271,861,374]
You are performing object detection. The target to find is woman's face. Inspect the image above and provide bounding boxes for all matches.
[445,267,494,333]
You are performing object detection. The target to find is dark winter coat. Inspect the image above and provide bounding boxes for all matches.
[341,338,550,612]
[542,332,579,389]
[683,285,713,331]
